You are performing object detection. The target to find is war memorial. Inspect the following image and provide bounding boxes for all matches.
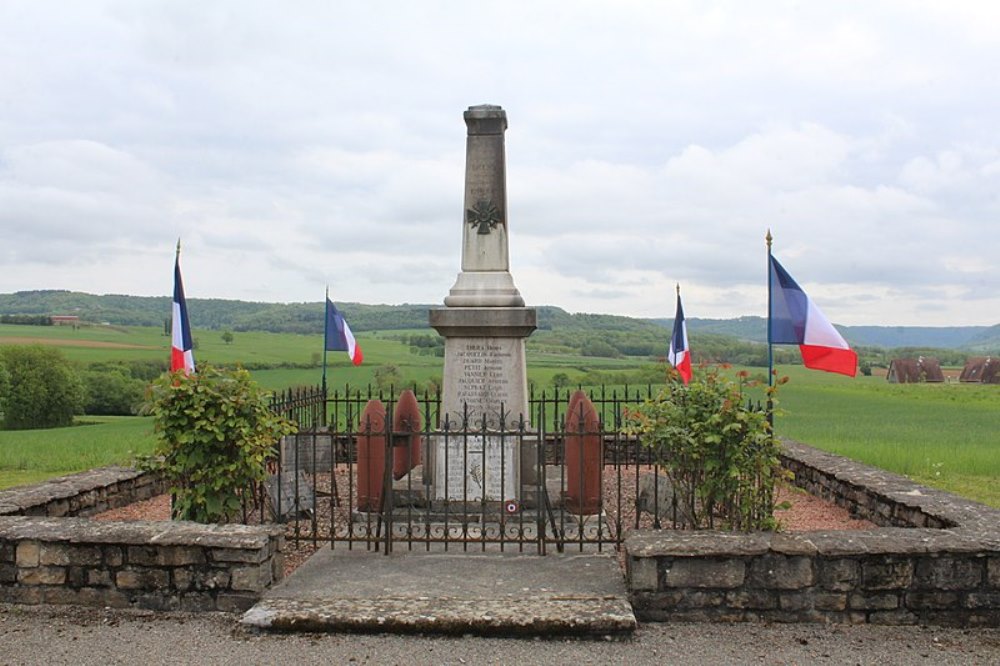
[1,106,999,637]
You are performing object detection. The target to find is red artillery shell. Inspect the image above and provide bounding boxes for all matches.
[356,399,387,512]
[392,389,422,480]
[565,389,584,432]
[564,390,602,515]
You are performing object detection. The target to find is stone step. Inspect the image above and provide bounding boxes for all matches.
[240,550,636,637]
[242,595,636,636]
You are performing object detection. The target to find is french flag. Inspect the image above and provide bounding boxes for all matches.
[325,298,363,366]
[668,288,692,385]
[171,247,195,374]
[769,256,857,377]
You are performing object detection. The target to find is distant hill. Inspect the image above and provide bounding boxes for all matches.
[2,290,997,352]
[647,316,769,343]
[646,316,994,351]
[0,290,429,334]
[964,324,1000,352]
[838,325,990,349]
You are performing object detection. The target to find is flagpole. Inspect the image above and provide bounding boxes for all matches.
[174,238,180,352]
[766,229,774,429]
[676,282,682,381]
[321,286,330,394]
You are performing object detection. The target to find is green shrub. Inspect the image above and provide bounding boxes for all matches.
[580,339,622,358]
[81,369,146,416]
[372,364,403,391]
[624,366,787,530]
[142,365,296,523]
[0,345,83,430]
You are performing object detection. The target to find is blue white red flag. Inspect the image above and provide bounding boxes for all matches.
[171,249,195,374]
[769,256,857,377]
[668,289,692,385]
[325,298,363,366]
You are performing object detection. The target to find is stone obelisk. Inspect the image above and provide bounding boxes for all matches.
[431,104,536,427]
[428,104,537,502]
[442,105,524,309]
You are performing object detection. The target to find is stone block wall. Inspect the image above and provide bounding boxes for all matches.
[0,517,284,612]
[0,466,285,612]
[778,441,960,529]
[626,439,1000,627]
[0,467,169,518]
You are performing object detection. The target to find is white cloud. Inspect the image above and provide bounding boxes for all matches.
[0,1,998,324]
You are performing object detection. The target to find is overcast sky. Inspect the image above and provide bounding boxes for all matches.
[2,2,999,326]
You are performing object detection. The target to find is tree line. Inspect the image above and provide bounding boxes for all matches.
[0,347,168,430]
[4,290,998,353]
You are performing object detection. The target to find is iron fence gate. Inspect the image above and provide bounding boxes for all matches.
[261,385,705,555]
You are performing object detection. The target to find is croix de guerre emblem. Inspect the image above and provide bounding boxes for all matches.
[466,199,502,235]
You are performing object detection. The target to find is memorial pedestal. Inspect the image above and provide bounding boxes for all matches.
[429,307,536,500]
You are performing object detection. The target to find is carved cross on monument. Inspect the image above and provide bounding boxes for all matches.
[443,105,524,307]
[467,199,502,235]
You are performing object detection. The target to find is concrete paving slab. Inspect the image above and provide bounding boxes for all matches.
[241,549,636,636]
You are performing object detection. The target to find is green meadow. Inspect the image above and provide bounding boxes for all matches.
[1,323,997,508]
[769,366,1000,507]
[0,416,157,489]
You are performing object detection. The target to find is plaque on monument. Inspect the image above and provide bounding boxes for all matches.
[433,435,518,502]
[441,337,529,428]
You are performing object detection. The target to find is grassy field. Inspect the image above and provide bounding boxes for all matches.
[770,366,1000,507]
[1,323,997,508]
[0,416,156,489]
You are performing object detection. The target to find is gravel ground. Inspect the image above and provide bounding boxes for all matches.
[2,603,999,665]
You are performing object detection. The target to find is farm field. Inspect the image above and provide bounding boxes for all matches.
[1,323,997,508]
[769,366,1000,507]
[0,416,156,490]
[0,323,324,367]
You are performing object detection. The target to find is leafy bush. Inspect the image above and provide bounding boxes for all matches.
[0,345,84,430]
[88,359,169,382]
[372,364,403,391]
[624,366,787,531]
[579,338,623,358]
[142,365,296,523]
[81,369,146,415]
[0,363,8,415]
[0,314,54,326]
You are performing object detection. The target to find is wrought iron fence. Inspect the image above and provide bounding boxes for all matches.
[254,384,775,555]
[269,385,327,430]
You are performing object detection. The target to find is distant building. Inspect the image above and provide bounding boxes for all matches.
[50,315,80,326]
[887,356,945,383]
[959,357,999,384]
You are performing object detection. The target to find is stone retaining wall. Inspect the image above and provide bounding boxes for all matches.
[626,439,1000,627]
[0,467,169,518]
[0,467,284,612]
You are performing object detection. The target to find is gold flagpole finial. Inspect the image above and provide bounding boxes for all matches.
[676,283,680,296]
[765,229,773,249]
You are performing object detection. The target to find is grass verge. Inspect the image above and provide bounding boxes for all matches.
[0,416,156,490]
